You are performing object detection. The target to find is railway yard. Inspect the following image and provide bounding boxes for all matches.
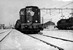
[0,29,73,50]
[0,0,73,50]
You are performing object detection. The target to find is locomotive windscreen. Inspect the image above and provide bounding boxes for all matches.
[26,8,35,23]
[20,6,40,23]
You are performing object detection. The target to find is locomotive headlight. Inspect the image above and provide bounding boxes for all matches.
[35,20,38,22]
[27,20,30,22]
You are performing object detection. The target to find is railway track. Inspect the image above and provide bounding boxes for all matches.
[0,29,12,42]
[26,33,64,50]
[38,33,73,42]
[25,31,73,50]
[1,29,72,50]
[0,30,8,34]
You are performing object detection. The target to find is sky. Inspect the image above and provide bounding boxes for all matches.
[0,0,73,26]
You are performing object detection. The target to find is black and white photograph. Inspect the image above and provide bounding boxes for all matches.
[0,0,73,50]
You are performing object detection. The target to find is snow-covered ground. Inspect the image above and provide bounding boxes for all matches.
[0,29,57,50]
[0,29,12,41]
[41,29,73,41]
[0,29,8,34]
[0,29,73,50]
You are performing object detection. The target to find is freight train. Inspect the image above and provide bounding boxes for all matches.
[15,6,43,34]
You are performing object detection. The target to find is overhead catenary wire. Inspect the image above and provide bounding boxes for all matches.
[61,2,73,8]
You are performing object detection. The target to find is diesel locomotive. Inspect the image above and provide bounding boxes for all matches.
[15,6,43,34]
[57,13,73,30]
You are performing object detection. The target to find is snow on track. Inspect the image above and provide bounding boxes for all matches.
[1,29,73,50]
[29,31,73,50]
[0,29,58,50]
[0,29,9,34]
[0,29,12,42]
[41,30,73,41]
[27,34,64,50]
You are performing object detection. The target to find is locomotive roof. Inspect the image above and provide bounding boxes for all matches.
[20,6,39,12]
[26,6,39,9]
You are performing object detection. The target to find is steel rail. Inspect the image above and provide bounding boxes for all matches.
[27,34,64,50]
[0,30,12,42]
[0,30,8,34]
[38,33,73,42]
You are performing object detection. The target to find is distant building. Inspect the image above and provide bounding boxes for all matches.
[0,24,5,29]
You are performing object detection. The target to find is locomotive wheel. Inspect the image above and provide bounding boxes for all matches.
[15,20,21,31]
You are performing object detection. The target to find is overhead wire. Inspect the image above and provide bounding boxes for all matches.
[61,2,73,8]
